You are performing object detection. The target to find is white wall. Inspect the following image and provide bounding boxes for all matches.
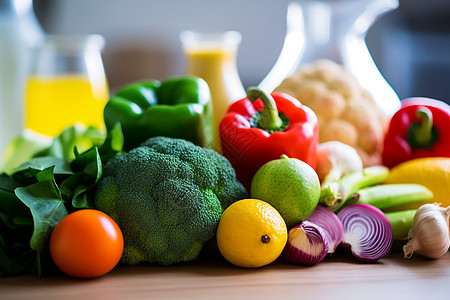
[34,0,450,101]
[36,0,294,90]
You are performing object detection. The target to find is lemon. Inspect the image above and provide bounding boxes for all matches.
[250,155,321,227]
[216,199,287,268]
[385,157,450,209]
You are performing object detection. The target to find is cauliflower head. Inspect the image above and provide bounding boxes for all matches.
[275,60,388,166]
[94,136,247,265]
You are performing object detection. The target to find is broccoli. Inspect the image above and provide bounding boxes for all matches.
[94,136,247,265]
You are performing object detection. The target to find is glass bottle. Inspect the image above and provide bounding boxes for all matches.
[0,0,43,168]
[259,0,400,116]
[24,34,109,137]
[180,30,246,152]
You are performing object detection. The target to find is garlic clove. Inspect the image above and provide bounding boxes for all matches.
[403,203,450,259]
[283,221,329,266]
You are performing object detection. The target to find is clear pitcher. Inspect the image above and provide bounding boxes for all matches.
[24,34,109,137]
[259,0,400,116]
[180,30,246,152]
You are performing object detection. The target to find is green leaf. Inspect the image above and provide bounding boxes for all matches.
[0,224,37,276]
[98,123,124,163]
[14,179,67,253]
[71,147,102,182]
[0,235,10,273]
[60,147,102,209]
[1,130,53,175]
[40,124,105,162]
[72,193,94,209]
[0,174,32,227]
[14,157,73,175]
[13,167,69,276]
[12,216,33,226]
[60,173,95,209]
[0,173,22,192]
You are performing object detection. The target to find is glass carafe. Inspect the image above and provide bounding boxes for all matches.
[24,34,109,137]
[0,0,43,169]
[259,0,400,116]
[180,30,246,152]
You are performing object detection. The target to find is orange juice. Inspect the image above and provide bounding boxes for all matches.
[185,49,245,133]
[24,75,108,136]
[181,31,246,152]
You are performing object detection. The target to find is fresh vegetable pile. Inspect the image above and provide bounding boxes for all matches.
[1,70,450,278]
[0,124,123,276]
[94,136,247,265]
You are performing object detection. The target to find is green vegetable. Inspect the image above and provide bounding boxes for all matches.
[1,130,52,175]
[319,166,390,211]
[347,183,433,211]
[385,209,417,240]
[0,124,124,276]
[104,76,215,151]
[94,136,247,265]
[2,124,106,175]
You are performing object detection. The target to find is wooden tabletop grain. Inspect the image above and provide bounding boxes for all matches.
[1,251,449,300]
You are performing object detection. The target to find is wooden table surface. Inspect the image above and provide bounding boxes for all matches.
[1,251,449,300]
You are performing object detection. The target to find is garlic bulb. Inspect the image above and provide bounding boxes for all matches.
[403,203,450,259]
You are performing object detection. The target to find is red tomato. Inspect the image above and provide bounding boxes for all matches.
[49,209,124,278]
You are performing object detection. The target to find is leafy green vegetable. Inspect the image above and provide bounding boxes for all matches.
[1,124,105,175]
[0,124,124,276]
[1,130,52,175]
[61,147,103,209]
[15,167,68,275]
[14,157,73,176]
[39,125,105,162]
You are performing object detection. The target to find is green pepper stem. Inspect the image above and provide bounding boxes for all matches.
[407,107,436,148]
[247,87,283,131]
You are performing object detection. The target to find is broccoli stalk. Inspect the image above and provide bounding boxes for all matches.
[94,137,247,265]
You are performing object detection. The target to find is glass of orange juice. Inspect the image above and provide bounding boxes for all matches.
[24,34,109,137]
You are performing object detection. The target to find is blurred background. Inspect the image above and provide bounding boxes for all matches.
[1,0,449,169]
[31,0,450,102]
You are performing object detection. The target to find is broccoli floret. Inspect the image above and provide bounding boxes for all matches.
[94,136,247,265]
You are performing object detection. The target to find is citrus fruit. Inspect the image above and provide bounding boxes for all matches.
[216,199,288,268]
[384,157,450,209]
[250,155,321,227]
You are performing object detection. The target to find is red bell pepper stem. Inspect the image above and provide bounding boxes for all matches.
[247,87,283,131]
[407,106,437,148]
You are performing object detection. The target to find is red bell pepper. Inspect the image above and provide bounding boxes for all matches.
[382,97,450,168]
[219,87,319,191]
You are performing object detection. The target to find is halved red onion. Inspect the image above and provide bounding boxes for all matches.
[283,220,329,266]
[307,205,344,253]
[337,204,393,262]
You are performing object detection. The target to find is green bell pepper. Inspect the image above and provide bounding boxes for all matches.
[104,76,214,150]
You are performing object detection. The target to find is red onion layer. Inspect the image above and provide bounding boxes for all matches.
[307,205,344,253]
[283,221,329,266]
[337,204,393,262]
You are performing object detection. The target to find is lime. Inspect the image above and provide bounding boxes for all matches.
[250,155,321,227]
[216,199,288,268]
